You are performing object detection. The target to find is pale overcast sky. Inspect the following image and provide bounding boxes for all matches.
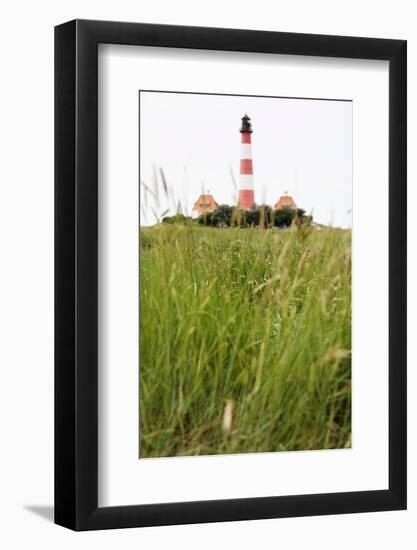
[139,91,352,228]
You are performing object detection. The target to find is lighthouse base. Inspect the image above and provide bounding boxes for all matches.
[238,190,255,209]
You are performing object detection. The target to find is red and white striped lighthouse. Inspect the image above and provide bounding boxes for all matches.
[238,114,255,209]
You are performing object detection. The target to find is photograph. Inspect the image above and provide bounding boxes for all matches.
[139,90,352,459]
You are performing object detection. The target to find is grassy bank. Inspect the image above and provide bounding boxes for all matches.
[139,225,351,458]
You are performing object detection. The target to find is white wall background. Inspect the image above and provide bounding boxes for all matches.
[0,1,415,548]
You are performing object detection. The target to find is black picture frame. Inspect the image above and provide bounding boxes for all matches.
[55,19,407,531]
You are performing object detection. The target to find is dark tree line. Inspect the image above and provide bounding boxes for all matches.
[197,204,312,229]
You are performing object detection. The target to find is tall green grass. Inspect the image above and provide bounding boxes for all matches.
[140,225,351,457]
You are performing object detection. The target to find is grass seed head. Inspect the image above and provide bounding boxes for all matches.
[222,399,234,435]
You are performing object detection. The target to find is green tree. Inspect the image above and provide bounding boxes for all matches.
[230,207,247,227]
[259,204,274,228]
[198,211,213,225]
[162,213,192,224]
[274,207,295,228]
[245,206,260,226]
[211,204,233,227]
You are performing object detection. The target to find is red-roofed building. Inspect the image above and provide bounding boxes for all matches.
[192,194,219,217]
[274,192,297,210]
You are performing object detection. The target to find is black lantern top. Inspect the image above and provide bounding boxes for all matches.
[240,114,253,133]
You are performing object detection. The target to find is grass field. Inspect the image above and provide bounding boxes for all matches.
[139,224,351,458]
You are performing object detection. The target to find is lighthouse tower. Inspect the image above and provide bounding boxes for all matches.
[238,114,255,209]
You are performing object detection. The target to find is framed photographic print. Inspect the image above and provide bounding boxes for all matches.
[55,20,407,530]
